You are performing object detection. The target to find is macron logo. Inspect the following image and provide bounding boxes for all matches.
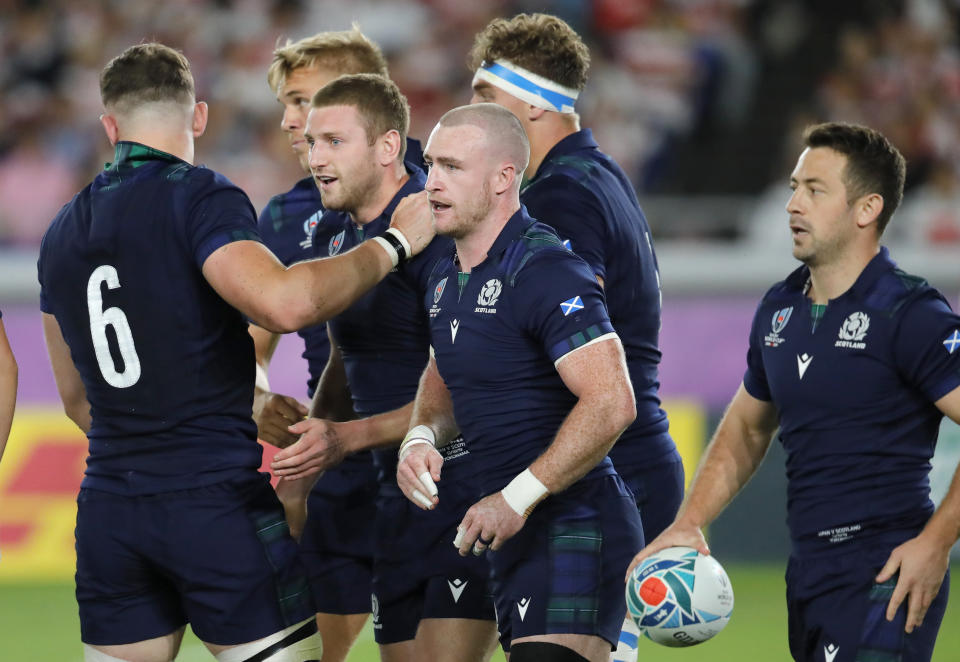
[824,644,839,662]
[450,319,460,343]
[797,353,813,379]
[447,579,468,603]
[517,597,531,621]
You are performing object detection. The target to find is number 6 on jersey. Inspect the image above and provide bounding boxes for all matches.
[87,264,141,388]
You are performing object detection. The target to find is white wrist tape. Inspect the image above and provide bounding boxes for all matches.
[255,363,270,392]
[371,236,400,267]
[399,424,436,461]
[385,227,412,258]
[501,468,549,518]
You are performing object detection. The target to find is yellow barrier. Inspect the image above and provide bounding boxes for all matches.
[0,402,709,582]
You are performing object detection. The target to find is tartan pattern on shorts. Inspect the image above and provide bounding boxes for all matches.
[854,577,903,662]
[252,509,313,626]
[546,521,603,631]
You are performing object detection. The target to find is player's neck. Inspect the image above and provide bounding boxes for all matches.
[455,202,520,273]
[119,129,195,164]
[806,244,880,304]
[526,116,579,180]
[351,164,409,226]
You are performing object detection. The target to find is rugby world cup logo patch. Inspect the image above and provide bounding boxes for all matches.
[764,307,792,347]
[328,229,346,256]
[434,277,448,304]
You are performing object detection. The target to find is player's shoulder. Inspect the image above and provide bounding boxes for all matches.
[499,221,583,286]
[525,153,605,202]
[863,266,938,317]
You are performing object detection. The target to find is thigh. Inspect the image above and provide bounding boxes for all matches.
[299,468,378,615]
[787,549,949,662]
[163,475,316,645]
[490,475,644,653]
[75,489,187,646]
[619,459,684,543]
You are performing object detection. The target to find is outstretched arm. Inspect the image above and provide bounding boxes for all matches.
[626,383,779,577]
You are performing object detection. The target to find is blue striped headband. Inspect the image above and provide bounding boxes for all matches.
[473,60,579,114]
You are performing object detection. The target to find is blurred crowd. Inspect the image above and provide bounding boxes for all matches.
[1,0,959,247]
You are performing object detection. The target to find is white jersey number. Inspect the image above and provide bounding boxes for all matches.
[87,265,142,388]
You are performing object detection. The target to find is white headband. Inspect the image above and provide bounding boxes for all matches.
[472,60,579,114]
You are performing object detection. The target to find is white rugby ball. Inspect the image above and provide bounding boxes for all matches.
[625,546,734,647]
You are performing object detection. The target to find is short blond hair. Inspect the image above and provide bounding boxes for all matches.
[268,27,388,94]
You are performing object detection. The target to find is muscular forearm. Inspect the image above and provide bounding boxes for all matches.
[341,402,415,454]
[677,389,777,529]
[409,361,459,447]
[529,391,634,494]
[919,463,960,551]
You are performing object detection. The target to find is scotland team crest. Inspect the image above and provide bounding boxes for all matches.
[434,277,448,304]
[328,230,346,256]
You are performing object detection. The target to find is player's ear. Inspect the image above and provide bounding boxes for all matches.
[494,162,516,195]
[855,192,884,230]
[379,129,402,166]
[192,101,208,138]
[100,113,119,146]
[528,106,546,122]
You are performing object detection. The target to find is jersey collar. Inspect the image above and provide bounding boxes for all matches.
[784,246,897,301]
[104,141,184,170]
[529,128,598,183]
[467,206,537,271]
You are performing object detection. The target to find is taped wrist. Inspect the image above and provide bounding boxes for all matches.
[501,468,549,518]
[399,424,436,461]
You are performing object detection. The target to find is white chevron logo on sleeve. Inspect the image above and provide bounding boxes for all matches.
[824,643,839,662]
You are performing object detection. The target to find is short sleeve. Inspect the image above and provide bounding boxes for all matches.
[894,292,960,402]
[523,180,607,281]
[189,185,261,268]
[515,248,615,364]
[742,302,773,401]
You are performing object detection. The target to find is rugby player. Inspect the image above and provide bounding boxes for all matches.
[270,75,498,662]
[630,123,960,662]
[251,29,400,662]
[466,15,683,659]
[396,103,643,662]
[39,43,432,662]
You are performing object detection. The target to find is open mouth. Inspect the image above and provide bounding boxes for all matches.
[430,200,452,213]
[315,175,337,188]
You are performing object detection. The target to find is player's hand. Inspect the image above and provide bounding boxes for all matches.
[271,418,346,479]
[875,530,951,633]
[253,390,308,448]
[389,191,434,257]
[397,443,443,510]
[275,474,319,541]
[454,492,526,557]
[625,520,710,581]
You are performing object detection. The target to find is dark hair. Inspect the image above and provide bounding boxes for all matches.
[100,43,194,112]
[468,13,589,91]
[311,74,409,161]
[803,122,906,235]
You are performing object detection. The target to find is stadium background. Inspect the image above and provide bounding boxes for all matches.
[1,0,959,659]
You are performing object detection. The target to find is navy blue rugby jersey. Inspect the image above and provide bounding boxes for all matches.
[37,142,263,495]
[257,176,333,398]
[425,208,619,496]
[520,129,675,471]
[743,247,960,555]
[315,165,464,493]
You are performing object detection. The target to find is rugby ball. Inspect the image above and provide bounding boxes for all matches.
[625,546,734,647]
